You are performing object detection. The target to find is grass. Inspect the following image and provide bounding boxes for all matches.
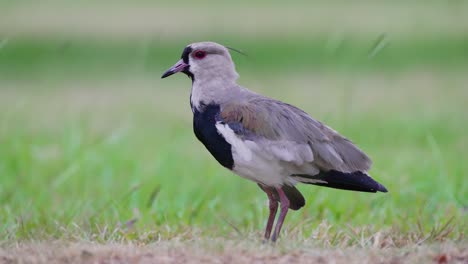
[1,36,468,80]
[1,73,466,242]
[0,0,467,263]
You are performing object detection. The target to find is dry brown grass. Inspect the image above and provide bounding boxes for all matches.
[1,239,466,264]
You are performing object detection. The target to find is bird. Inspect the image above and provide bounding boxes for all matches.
[161,41,388,242]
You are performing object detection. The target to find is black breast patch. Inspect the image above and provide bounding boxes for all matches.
[193,103,234,170]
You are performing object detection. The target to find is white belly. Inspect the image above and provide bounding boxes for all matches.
[216,123,290,187]
[232,153,287,186]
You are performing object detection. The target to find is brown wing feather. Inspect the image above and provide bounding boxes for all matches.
[220,96,372,173]
[221,102,279,139]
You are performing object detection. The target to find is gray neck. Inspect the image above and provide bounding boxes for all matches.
[190,75,242,111]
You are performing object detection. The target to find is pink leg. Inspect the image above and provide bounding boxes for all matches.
[271,187,290,242]
[263,188,278,241]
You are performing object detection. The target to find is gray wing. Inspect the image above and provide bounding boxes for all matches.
[220,96,372,173]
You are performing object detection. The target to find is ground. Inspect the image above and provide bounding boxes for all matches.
[1,240,467,263]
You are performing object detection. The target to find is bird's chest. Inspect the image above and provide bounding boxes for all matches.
[192,104,234,169]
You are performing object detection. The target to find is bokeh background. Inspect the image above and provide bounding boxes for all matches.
[0,0,466,242]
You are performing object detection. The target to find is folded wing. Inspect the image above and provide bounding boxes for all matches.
[219,97,372,174]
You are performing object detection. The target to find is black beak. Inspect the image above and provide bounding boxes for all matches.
[161,59,189,79]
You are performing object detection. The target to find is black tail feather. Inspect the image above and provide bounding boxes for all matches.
[280,185,305,210]
[293,170,388,193]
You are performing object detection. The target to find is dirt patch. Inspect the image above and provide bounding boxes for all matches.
[1,240,466,264]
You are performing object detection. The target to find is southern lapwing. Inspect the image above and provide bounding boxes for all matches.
[161,42,388,242]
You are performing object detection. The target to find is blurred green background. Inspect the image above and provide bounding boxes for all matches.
[0,0,466,242]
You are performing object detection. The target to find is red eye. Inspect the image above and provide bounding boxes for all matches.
[193,50,206,59]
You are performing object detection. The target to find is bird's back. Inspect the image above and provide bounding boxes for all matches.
[219,89,373,174]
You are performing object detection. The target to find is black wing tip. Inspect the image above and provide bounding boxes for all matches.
[377,183,388,193]
[293,170,388,194]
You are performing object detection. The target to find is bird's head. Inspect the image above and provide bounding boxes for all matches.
[161,42,239,83]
